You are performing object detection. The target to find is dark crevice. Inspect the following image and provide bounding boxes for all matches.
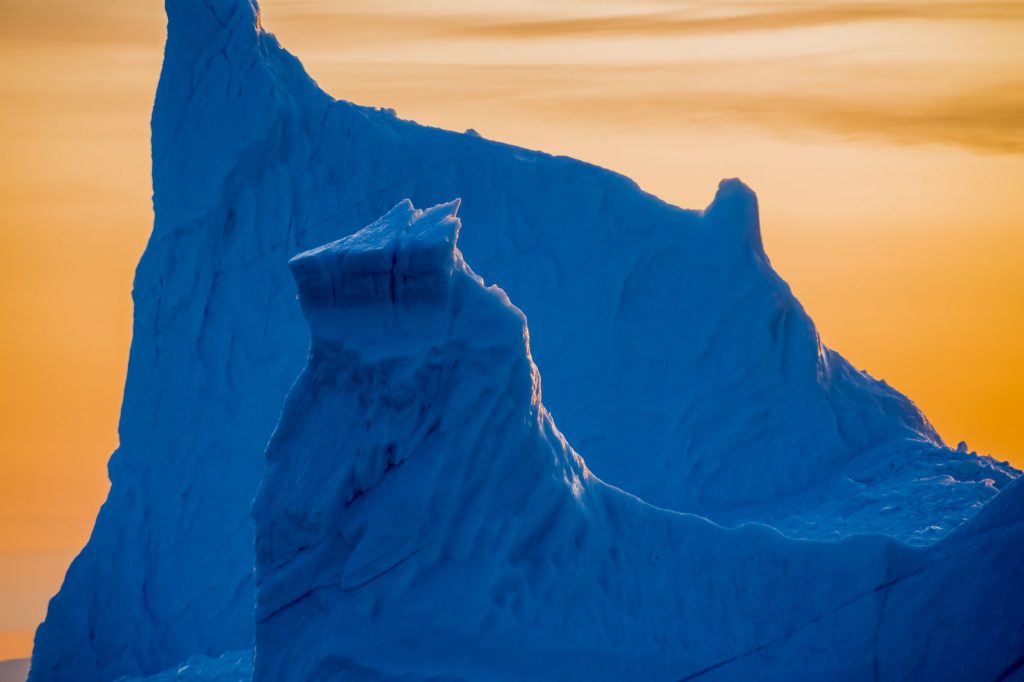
[675,568,924,682]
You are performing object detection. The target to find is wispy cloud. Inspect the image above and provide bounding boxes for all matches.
[250,0,1024,154]
[569,76,1024,154]
[0,0,161,45]
[294,56,1024,155]
[263,1,1024,42]
[458,2,1024,40]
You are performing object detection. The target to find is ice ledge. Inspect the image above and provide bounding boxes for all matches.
[289,199,462,323]
[704,177,766,259]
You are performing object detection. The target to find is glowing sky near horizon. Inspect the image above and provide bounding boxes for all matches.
[0,0,1022,660]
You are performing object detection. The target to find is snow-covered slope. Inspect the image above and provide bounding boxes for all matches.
[30,0,1017,680]
[253,201,1024,680]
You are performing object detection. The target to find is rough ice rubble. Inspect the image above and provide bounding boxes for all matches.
[253,200,1024,681]
[29,0,1019,679]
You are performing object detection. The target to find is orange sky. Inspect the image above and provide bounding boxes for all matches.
[0,0,1022,661]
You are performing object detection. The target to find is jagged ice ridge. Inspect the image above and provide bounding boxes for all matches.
[252,199,1024,680]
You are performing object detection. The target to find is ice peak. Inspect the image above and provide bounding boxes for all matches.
[166,0,261,35]
[713,177,756,203]
[290,198,461,277]
[289,199,464,335]
[704,177,765,258]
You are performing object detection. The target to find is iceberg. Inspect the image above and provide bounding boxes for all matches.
[29,0,1019,680]
[252,199,1024,680]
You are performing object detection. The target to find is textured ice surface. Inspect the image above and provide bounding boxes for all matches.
[116,652,251,682]
[29,0,1019,680]
[253,202,1024,680]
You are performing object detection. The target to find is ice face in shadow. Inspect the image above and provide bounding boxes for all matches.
[252,201,1024,681]
[117,651,252,682]
[29,0,1017,680]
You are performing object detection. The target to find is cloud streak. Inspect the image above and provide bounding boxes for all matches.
[251,1,1024,154]
[460,2,1024,40]
[263,1,1024,43]
[300,59,1024,155]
